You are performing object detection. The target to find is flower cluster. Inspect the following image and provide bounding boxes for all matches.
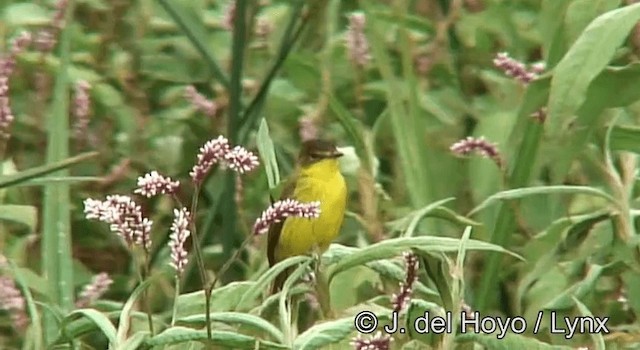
[0,256,28,332]
[134,171,180,198]
[34,0,69,52]
[0,276,28,332]
[184,85,217,118]
[169,208,191,276]
[255,16,273,43]
[391,252,419,313]
[84,195,153,250]
[450,136,503,168]
[190,135,260,183]
[0,32,32,141]
[298,114,319,142]
[75,272,113,308]
[72,80,92,140]
[252,199,321,235]
[350,332,392,350]
[493,52,545,84]
[345,13,371,67]
[222,0,236,31]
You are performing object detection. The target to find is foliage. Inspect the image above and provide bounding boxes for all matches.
[1,0,640,349]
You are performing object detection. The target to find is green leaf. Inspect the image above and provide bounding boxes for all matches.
[441,227,473,349]
[155,0,230,89]
[572,297,606,350]
[563,0,621,46]
[176,281,257,318]
[119,331,150,350]
[389,198,456,237]
[177,312,283,343]
[256,119,281,190]
[4,258,43,350]
[542,264,604,310]
[143,327,288,349]
[328,94,369,169]
[116,276,157,346]
[323,244,437,297]
[237,256,312,310]
[61,309,118,348]
[0,152,98,189]
[362,0,432,210]
[547,2,640,136]
[0,204,37,232]
[610,125,640,154]
[456,333,573,349]
[3,3,50,26]
[42,5,76,343]
[406,299,445,345]
[292,317,354,350]
[328,236,523,281]
[280,260,313,346]
[468,186,617,216]
[476,76,548,312]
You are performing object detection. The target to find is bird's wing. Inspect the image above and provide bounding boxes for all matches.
[267,173,298,267]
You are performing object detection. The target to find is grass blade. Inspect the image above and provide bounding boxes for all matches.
[41,2,75,343]
[0,152,97,189]
[468,185,617,216]
[476,77,548,312]
[156,0,230,89]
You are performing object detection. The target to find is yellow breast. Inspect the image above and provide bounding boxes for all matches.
[274,159,347,262]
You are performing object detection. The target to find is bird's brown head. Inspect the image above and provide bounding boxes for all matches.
[298,139,343,167]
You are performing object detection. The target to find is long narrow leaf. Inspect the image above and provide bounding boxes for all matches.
[41,2,75,343]
[0,151,97,189]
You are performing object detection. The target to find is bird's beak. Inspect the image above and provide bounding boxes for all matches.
[330,149,344,158]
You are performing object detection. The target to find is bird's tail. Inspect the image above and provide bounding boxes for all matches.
[271,267,292,295]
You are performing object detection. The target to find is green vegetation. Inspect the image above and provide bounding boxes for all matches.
[1,0,640,349]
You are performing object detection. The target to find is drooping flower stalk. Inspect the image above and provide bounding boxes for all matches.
[493,52,544,85]
[345,13,371,67]
[391,252,419,313]
[252,199,321,235]
[75,272,113,308]
[450,136,504,169]
[184,85,217,118]
[72,80,92,142]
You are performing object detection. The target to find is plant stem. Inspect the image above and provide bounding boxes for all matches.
[188,185,211,339]
[138,253,155,335]
[208,235,252,290]
[171,276,180,326]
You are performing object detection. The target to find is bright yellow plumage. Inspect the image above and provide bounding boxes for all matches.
[267,139,347,292]
[274,158,347,261]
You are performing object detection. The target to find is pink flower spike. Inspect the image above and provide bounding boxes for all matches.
[184,85,217,117]
[345,12,371,67]
[450,136,503,168]
[75,272,113,308]
[252,199,321,235]
[391,252,419,313]
[493,52,543,84]
[169,208,191,276]
[350,331,393,350]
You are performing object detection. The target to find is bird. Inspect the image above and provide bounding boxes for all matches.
[267,139,347,293]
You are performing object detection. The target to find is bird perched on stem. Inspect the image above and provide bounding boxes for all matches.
[267,139,347,294]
